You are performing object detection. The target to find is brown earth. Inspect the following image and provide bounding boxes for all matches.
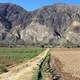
[50,48,80,80]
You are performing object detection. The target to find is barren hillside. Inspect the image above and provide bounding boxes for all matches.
[0,3,80,47]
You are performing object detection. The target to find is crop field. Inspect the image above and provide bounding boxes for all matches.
[0,48,44,73]
[51,48,80,80]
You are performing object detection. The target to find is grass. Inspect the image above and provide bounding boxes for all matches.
[0,48,44,73]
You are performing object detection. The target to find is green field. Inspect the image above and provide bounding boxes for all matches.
[0,48,44,73]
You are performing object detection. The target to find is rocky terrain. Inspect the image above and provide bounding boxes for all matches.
[0,3,80,47]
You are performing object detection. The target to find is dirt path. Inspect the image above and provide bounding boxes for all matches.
[0,48,49,80]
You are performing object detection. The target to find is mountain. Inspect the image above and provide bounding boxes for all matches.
[0,3,80,47]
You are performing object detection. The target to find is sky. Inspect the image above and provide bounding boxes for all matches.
[0,0,80,11]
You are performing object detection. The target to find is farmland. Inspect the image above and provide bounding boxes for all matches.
[0,48,80,80]
[0,48,44,73]
[50,48,80,80]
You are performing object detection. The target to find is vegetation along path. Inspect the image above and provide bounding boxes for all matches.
[0,48,49,80]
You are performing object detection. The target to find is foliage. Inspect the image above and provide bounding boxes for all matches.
[60,40,80,48]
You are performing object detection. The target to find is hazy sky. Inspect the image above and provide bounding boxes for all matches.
[0,0,80,11]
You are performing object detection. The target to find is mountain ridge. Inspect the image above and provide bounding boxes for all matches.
[0,3,80,47]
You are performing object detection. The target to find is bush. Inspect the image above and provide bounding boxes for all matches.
[60,40,80,48]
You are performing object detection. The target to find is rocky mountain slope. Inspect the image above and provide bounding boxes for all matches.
[0,3,80,47]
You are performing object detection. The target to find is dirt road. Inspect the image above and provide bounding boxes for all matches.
[0,48,49,80]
